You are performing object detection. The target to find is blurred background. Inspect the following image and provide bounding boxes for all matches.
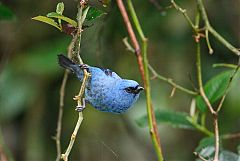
[0,0,239,161]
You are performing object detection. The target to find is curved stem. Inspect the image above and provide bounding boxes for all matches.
[61,113,83,161]
[187,117,213,136]
[117,0,164,160]
[213,63,238,69]
[126,0,164,160]
[171,0,197,32]
[61,2,90,161]
[196,0,240,56]
[55,34,77,161]
[56,71,68,161]
[222,132,240,140]
[148,64,198,95]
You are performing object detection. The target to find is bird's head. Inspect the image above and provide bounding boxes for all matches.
[119,79,144,97]
[123,83,144,95]
[106,79,144,113]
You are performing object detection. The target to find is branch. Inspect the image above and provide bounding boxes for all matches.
[213,114,219,161]
[195,23,219,160]
[222,132,240,140]
[171,0,196,32]
[196,42,215,114]
[61,2,90,161]
[116,0,163,160]
[213,63,238,69]
[171,1,240,160]
[171,0,213,53]
[55,35,77,161]
[172,0,240,55]
[196,0,240,55]
[127,0,165,160]
[123,37,197,96]
[116,0,146,85]
[148,64,198,95]
[187,117,213,136]
[216,58,240,112]
[194,152,208,161]
[171,1,236,160]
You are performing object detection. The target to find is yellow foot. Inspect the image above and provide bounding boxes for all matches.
[73,95,80,101]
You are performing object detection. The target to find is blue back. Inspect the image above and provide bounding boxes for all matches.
[77,66,140,113]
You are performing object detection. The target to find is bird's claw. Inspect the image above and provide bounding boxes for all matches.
[75,105,85,112]
[73,95,80,100]
[79,64,89,72]
[74,98,86,112]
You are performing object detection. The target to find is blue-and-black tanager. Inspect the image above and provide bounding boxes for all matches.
[58,54,144,114]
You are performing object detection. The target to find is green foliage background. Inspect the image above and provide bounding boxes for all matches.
[0,0,239,161]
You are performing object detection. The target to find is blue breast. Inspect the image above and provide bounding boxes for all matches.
[84,67,137,113]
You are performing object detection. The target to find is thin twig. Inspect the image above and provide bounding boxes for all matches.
[116,0,163,160]
[170,87,176,97]
[122,37,135,53]
[196,0,240,56]
[213,114,219,161]
[61,2,90,161]
[194,152,208,161]
[171,0,196,32]
[55,35,77,161]
[216,59,240,112]
[187,117,213,136]
[222,132,240,140]
[148,64,198,95]
[172,0,240,55]
[196,37,220,161]
[61,113,83,161]
[171,1,240,160]
[213,63,238,69]
[196,42,215,114]
[126,0,165,160]
[56,71,68,161]
[116,0,146,85]
[122,37,197,96]
[100,141,124,161]
[205,29,213,54]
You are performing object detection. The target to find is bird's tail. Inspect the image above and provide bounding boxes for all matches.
[58,54,85,81]
[58,54,77,73]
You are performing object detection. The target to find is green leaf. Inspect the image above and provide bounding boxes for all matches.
[0,2,15,20]
[56,2,64,15]
[32,16,61,31]
[47,12,77,27]
[219,150,240,161]
[136,110,195,129]
[194,137,237,161]
[55,2,64,28]
[195,149,240,161]
[196,146,215,161]
[86,7,106,21]
[196,70,234,112]
[195,137,215,153]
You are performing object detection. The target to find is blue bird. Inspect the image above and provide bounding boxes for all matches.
[58,54,144,114]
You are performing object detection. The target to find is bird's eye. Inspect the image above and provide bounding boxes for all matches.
[125,87,134,93]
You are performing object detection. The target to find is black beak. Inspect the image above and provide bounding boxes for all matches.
[135,86,144,93]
